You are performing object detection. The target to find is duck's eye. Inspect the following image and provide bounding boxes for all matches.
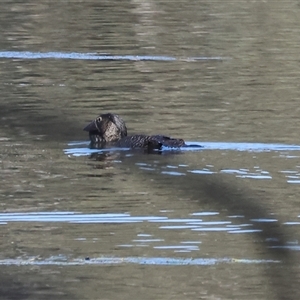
[96,116,102,122]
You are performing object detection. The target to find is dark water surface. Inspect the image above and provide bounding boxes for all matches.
[1,1,300,299]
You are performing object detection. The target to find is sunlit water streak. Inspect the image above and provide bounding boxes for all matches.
[0,212,299,252]
[0,256,279,266]
[0,51,227,61]
[0,212,297,234]
[0,212,261,237]
[3,212,290,252]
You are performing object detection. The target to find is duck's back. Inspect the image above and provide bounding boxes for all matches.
[116,135,185,150]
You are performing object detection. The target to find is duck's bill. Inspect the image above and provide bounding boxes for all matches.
[83,121,98,132]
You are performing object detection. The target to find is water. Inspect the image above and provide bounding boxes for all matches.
[1,1,300,299]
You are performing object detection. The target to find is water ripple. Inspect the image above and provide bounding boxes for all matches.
[0,256,279,266]
[0,51,226,61]
[64,142,300,182]
[65,141,300,156]
[0,212,268,235]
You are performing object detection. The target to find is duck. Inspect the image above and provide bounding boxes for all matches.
[83,113,186,150]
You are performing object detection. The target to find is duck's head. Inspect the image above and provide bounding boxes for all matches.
[83,113,127,143]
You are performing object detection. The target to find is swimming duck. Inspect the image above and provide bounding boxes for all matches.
[83,113,186,150]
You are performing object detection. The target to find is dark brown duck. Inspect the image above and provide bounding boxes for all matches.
[83,113,186,150]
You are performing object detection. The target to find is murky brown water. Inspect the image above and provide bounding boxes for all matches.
[1,1,300,299]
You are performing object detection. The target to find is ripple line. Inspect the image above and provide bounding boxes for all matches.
[0,256,279,266]
[0,51,227,61]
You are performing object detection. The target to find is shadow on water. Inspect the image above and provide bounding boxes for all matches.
[1,0,300,298]
[1,109,299,299]
[0,271,69,300]
[1,53,299,299]
[0,274,29,300]
[119,154,299,299]
[170,173,295,299]
[66,142,299,299]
